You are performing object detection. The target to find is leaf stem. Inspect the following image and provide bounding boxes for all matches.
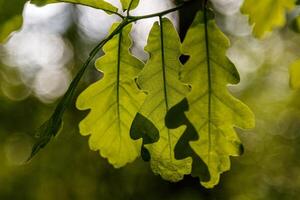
[29,0,193,159]
[46,2,193,118]
[128,3,188,21]
[126,0,135,16]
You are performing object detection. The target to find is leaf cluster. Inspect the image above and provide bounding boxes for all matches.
[2,0,300,189]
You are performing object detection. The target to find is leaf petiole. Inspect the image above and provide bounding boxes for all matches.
[29,0,192,160]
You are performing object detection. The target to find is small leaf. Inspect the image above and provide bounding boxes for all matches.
[30,0,118,13]
[180,11,255,188]
[28,47,91,160]
[290,59,300,89]
[130,18,192,182]
[241,0,295,38]
[0,0,27,43]
[28,118,63,160]
[120,0,139,11]
[76,23,145,168]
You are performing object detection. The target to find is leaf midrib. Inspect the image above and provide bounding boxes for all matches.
[116,31,123,135]
[203,6,212,164]
[159,17,172,161]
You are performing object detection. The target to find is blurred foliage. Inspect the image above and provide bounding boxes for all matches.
[1,0,300,199]
[0,0,27,43]
[290,59,300,89]
[241,0,295,38]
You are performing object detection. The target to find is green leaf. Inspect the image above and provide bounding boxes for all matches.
[131,17,192,182]
[28,18,126,161]
[290,59,300,89]
[241,0,295,38]
[28,117,63,160]
[120,0,139,11]
[30,0,118,13]
[180,11,255,188]
[76,23,145,168]
[0,0,27,43]
[165,99,210,182]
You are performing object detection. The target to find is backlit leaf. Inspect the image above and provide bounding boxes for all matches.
[76,23,145,167]
[241,0,295,38]
[165,99,211,182]
[180,11,255,188]
[130,18,192,182]
[120,0,139,11]
[30,0,118,13]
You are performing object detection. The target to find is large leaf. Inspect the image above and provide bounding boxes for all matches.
[76,23,145,167]
[130,18,192,181]
[290,59,300,89]
[120,0,139,11]
[180,11,255,188]
[30,0,118,13]
[0,0,27,43]
[241,0,295,38]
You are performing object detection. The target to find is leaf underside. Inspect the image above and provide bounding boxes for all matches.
[175,11,255,188]
[241,0,295,38]
[76,23,145,167]
[130,18,192,182]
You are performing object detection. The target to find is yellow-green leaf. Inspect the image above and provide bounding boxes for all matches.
[181,11,255,188]
[290,59,300,89]
[0,0,27,43]
[131,18,192,182]
[76,23,145,168]
[30,0,118,13]
[120,0,139,11]
[241,0,295,38]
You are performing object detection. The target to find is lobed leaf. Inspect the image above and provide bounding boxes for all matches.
[130,18,192,182]
[179,11,255,188]
[76,23,145,167]
[241,0,295,38]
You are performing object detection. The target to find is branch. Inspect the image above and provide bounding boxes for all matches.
[28,0,193,160]
[128,3,188,21]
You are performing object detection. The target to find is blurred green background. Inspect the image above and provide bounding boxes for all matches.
[1,0,300,199]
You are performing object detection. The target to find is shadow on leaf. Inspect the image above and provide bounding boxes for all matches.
[165,98,210,182]
[130,113,159,161]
